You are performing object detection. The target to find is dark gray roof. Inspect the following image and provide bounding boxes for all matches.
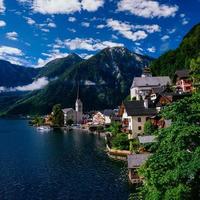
[131,76,171,88]
[62,108,74,113]
[124,101,157,116]
[138,136,156,144]
[128,154,152,168]
[175,69,189,79]
[103,109,115,116]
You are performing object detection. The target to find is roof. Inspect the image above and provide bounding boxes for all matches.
[128,154,152,168]
[103,109,115,116]
[131,76,171,88]
[138,136,156,144]
[175,69,189,79]
[124,101,157,116]
[62,108,74,113]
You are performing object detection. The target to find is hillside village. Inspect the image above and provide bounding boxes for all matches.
[40,66,195,184]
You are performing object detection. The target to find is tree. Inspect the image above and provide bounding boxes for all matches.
[139,94,200,200]
[52,104,64,127]
[190,56,200,92]
[31,116,45,126]
[144,120,157,135]
[66,119,74,126]
[106,122,121,136]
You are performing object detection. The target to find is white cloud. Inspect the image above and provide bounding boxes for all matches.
[81,0,104,12]
[18,0,104,14]
[47,22,56,28]
[0,46,27,65]
[117,0,178,18]
[81,22,90,27]
[0,77,49,92]
[182,18,189,25]
[41,28,49,32]
[0,20,6,27]
[168,28,176,34]
[134,46,143,54]
[68,17,76,22]
[106,19,161,41]
[161,35,170,41]
[37,50,69,67]
[54,37,124,51]
[67,28,76,33]
[0,0,5,13]
[6,32,19,41]
[180,13,185,18]
[180,13,189,25]
[97,24,105,29]
[0,46,23,56]
[15,77,49,91]
[24,17,36,25]
[147,46,156,53]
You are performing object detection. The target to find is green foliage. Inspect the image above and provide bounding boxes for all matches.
[190,56,200,92]
[52,104,64,127]
[106,122,121,136]
[139,94,200,200]
[31,116,45,126]
[144,120,157,135]
[130,138,140,152]
[151,23,200,78]
[66,119,74,126]
[111,133,129,150]
[124,95,131,101]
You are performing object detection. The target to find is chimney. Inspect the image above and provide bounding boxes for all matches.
[144,98,149,109]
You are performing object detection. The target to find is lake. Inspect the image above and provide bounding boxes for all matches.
[0,120,132,200]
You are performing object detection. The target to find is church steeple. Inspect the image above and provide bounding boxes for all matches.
[75,83,83,123]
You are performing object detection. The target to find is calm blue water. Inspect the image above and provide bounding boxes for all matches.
[0,120,132,200]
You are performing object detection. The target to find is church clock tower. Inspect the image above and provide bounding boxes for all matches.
[75,85,83,124]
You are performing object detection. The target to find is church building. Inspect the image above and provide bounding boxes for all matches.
[62,87,83,125]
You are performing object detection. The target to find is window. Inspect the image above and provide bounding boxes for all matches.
[138,126,142,130]
[146,117,149,121]
[138,117,141,122]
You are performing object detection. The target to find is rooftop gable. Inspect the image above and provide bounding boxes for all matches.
[124,100,157,116]
[131,76,171,88]
[128,154,152,168]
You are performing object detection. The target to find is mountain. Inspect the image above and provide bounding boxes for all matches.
[4,47,153,115]
[37,53,83,79]
[151,23,200,77]
[0,60,39,87]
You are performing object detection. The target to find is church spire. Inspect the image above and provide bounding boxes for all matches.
[76,82,80,100]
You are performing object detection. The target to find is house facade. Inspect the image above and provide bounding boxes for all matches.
[92,112,105,125]
[175,70,192,93]
[122,100,157,137]
[103,109,115,124]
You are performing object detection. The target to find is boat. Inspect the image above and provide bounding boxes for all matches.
[37,126,52,132]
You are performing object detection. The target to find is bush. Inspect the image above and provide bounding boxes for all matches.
[144,120,157,135]
[111,133,129,150]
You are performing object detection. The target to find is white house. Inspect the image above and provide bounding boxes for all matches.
[103,109,115,124]
[122,100,157,138]
[130,76,171,100]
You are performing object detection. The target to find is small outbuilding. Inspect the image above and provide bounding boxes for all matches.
[128,154,152,184]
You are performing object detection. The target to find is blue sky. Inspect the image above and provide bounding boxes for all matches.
[0,0,199,67]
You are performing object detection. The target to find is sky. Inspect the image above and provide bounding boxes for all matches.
[0,0,200,68]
